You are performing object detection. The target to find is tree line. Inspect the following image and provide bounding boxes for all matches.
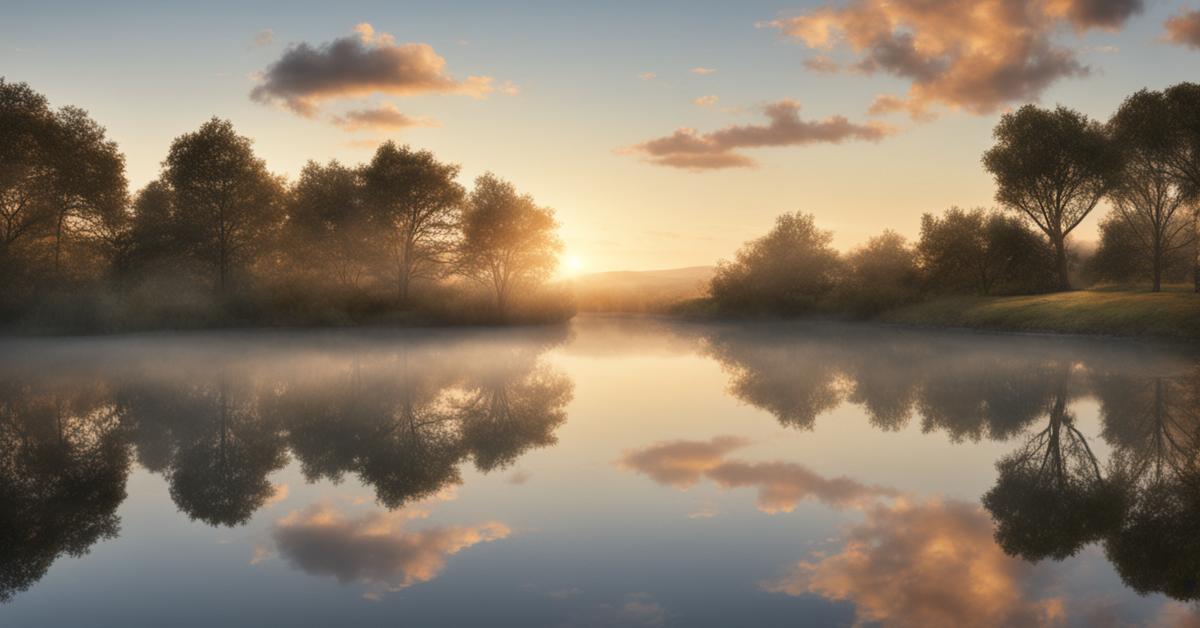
[0,78,569,331]
[710,82,1200,315]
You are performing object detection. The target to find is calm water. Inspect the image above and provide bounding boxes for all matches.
[2,316,1199,627]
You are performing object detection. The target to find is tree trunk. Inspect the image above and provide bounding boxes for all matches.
[53,210,65,278]
[1052,238,1071,291]
[1152,242,1163,292]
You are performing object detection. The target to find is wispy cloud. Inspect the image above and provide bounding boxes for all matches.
[1164,9,1200,50]
[622,100,895,171]
[329,103,440,132]
[250,28,274,49]
[619,436,899,512]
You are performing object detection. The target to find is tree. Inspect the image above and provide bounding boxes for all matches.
[284,160,375,291]
[122,180,176,271]
[458,173,562,316]
[163,118,284,295]
[1107,90,1195,291]
[983,105,1119,290]
[917,207,1055,295]
[838,230,920,315]
[709,212,840,314]
[1155,83,1200,291]
[44,106,127,279]
[1087,212,1193,286]
[361,143,464,304]
[0,79,56,262]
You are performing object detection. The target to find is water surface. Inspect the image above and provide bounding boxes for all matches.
[2,317,1198,627]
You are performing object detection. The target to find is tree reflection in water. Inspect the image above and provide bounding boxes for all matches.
[701,323,1200,606]
[0,328,572,602]
[0,378,130,602]
[982,367,1124,562]
[1099,368,1200,601]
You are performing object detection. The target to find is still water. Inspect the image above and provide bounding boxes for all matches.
[1,316,1198,627]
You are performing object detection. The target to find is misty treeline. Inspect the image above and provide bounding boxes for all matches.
[0,78,570,332]
[711,83,1200,316]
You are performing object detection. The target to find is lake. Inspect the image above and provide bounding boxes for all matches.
[1,316,1198,627]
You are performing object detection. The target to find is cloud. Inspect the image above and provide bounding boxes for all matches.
[344,138,383,149]
[638,72,657,81]
[761,0,1143,117]
[763,498,1068,627]
[264,483,289,505]
[508,469,530,485]
[272,503,509,595]
[499,80,521,95]
[1050,0,1143,30]
[693,95,719,107]
[250,29,274,49]
[691,67,717,75]
[706,460,901,512]
[803,55,840,73]
[618,436,750,488]
[249,544,272,565]
[330,104,440,132]
[623,99,895,170]
[1164,9,1200,50]
[619,436,898,512]
[250,22,493,116]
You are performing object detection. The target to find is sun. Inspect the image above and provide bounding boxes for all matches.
[564,255,584,275]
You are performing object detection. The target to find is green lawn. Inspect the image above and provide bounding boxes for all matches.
[880,287,1200,339]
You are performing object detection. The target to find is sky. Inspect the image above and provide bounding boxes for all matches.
[3,0,1200,272]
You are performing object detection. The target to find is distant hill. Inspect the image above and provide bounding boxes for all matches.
[570,266,714,312]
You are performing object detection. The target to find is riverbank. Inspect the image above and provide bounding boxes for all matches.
[663,287,1200,340]
[878,288,1200,340]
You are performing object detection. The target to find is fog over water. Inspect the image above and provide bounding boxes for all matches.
[1,317,1198,627]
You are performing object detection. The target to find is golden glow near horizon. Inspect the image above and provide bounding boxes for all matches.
[4,2,1196,272]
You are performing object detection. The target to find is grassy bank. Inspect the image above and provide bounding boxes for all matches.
[879,288,1200,339]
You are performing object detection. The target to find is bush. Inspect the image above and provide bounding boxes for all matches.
[837,231,921,316]
[709,212,841,315]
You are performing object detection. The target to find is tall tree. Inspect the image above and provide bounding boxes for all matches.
[1159,83,1200,291]
[45,106,127,279]
[983,105,1119,290]
[1108,90,1195,291]
[361,143,464,304]
[458,174,562,316]
[163,118,283,295]
[0,79,56,258]
[284,160,374,291]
